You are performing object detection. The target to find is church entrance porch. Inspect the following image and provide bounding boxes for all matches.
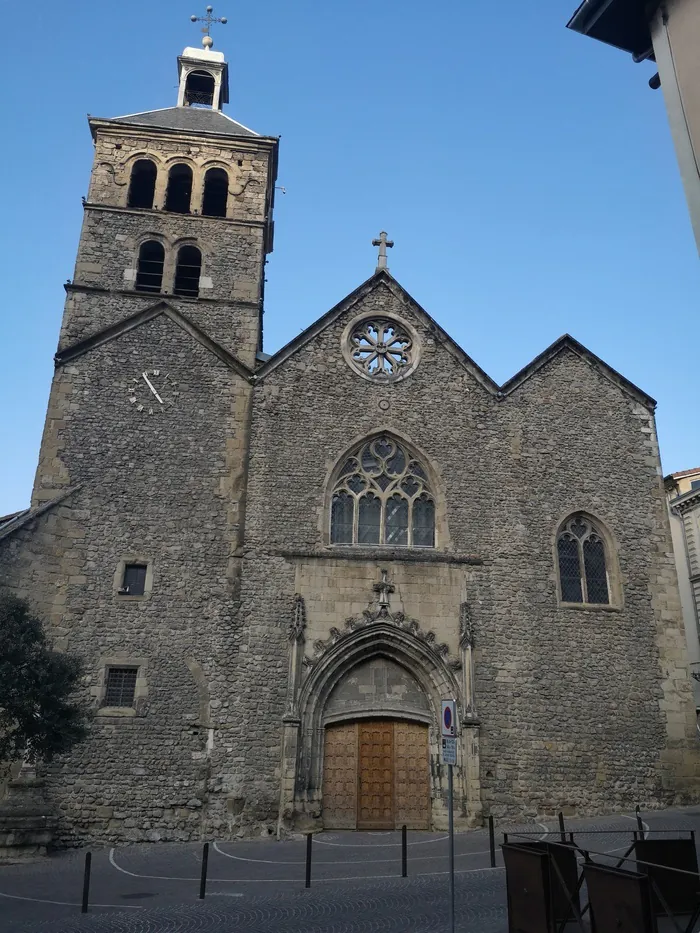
[322,719,430,830]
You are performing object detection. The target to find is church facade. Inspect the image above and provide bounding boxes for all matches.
[1,38,699,844]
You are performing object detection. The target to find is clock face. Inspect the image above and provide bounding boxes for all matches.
[127,369,177,414]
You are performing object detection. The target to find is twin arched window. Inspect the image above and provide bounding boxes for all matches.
[557,514,610,605]
[135,242,201,298]
[126,161,229,217]
[330,436,435,547]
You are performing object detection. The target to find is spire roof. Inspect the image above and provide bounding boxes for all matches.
[99,107,260,138]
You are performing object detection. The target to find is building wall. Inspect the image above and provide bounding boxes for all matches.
[652,0,700,253]
[230,278,700,831]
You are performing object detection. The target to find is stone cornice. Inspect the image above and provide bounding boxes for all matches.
[81,201,267,230]
[278,547,483,566]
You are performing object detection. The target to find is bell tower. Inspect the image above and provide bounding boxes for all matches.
[59,13,278,370]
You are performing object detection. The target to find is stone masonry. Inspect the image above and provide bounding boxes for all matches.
[1,40,699,846]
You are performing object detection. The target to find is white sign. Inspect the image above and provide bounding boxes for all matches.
[441,700,457,737]
[442,737,457,765]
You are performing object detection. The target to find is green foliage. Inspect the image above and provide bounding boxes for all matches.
[0,594,88,764]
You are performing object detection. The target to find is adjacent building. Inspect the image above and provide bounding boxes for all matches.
[666,468,700,709]
[568,0,700,255]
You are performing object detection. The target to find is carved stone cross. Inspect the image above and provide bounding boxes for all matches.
[372,231,394,272]
[372,568,395,609]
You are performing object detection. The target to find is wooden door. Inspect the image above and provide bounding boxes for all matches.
[358,720,395,829]
[322,719,430,830]
[394,721,430,829]
[322,722,358,829]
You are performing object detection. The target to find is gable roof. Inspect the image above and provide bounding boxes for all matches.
[256,269,656,410]
[0,487,81,544]
[90,107,265,140]
[256,270,500,395]
[55,301,253,380]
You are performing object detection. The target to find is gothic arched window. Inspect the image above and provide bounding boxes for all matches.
[330,436,435,547]
[202,168,228,217]
[173,245,202,297]
[165,164,193,214]
[127,159,157,209]
[134,241,165,293]
[556,514,610,605]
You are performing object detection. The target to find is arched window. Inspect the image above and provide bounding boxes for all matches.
[184,70,215,107]
[556,514,610,605]
[174,245,202,297]
[127,159,157,209]
[134,241,165,293]
[330,436,435,547]
[165,164,193,214]
[202,168,228,217]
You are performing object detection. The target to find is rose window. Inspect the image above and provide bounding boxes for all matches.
[330,436,435,547]
[348,318,413,380]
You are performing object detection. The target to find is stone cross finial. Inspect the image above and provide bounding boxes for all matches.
[372,231,394,272]
[372,568,395,610]
[191,5,227,49]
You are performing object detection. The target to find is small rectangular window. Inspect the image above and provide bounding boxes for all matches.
[104,667,138,707]
[121,563,147,596]
[691,480,700,491]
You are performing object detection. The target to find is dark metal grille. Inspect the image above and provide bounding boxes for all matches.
[584,536,609,604]
[135,241,164,293]
[104,667,138,708]
[558,534,583,602]
[122,563,147,596]
[174,246,202,297]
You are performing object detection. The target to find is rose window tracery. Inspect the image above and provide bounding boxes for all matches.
[330,436,435,547]
[348,318,413,380]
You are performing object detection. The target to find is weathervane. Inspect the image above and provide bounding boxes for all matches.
[190,5,227,49]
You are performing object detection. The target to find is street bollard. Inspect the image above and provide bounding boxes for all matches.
[81,851,91,914]
[558,810,566,844]
[401,824,407,877]
[488,815,496,868]
[199,842,209,899]
[305,832,312,888]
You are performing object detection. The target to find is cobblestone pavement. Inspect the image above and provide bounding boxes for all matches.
[3,806,700,932]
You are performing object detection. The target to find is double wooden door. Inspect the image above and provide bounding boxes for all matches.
[323,719,430,830]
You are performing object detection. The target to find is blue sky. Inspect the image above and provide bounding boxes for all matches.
[1,0,698,515]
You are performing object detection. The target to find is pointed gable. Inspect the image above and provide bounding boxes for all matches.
[55,300,252,380]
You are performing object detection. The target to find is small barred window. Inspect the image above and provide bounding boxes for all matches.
[331,436,435,547]
[348,318,412,381]
[557,515,610,605]
[104,667,138,707]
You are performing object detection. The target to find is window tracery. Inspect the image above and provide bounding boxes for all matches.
[330,436,435,547]
[556,514,610,605]
[348,318,413,380]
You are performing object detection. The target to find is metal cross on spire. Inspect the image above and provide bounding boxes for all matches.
[190,5,227,49]
[372,231,394,272]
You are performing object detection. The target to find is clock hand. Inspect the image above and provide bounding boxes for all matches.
[141,371,164,405]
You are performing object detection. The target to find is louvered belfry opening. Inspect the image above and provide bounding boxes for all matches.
[174,245,202,297]
[135,241,165,293]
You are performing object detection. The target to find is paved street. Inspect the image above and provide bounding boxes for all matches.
[3,807,700,932]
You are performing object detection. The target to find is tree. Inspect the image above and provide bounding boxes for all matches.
[0,594,88,765]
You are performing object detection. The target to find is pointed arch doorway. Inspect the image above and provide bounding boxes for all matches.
[323,717,430,829]
[320,656,431,830]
